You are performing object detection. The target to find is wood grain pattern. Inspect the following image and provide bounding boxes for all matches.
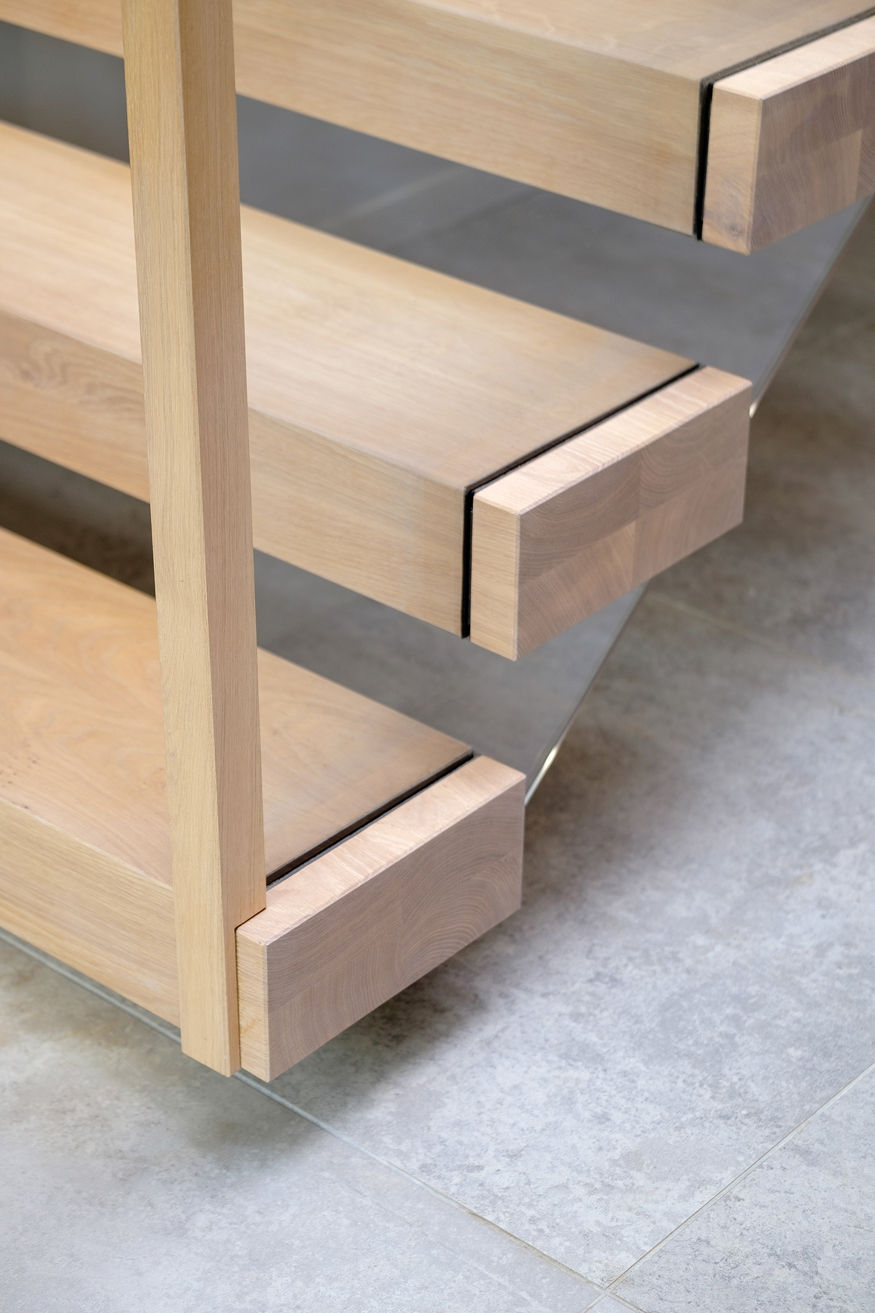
[0,527,467,892]
[122,0,265,1073]
[0,528,467,1019]
[0,123,688,634]
[470,368,751,659]
[0,798,179,1023]
[237,756,525,1080]
[704,16,875,252]
[2,0,866,231]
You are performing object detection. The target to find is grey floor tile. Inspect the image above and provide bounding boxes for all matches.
[0,943,601,1313]
[618,1067,875,1313]
[263,594,875,1284]
[589,1299,649,1313]
[652,209,875,684]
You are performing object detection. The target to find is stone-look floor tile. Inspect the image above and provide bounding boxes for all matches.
[0,944,601,1313]
[590,1298,650,1313]
[265,596,875,1284]
[618,1067,875,1313]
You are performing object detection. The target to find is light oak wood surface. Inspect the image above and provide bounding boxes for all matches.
[0,123,689,635]
[704,16,875,252]
[470,369,751,659]
[237,756,524,1080]
[1,0,868,232]
[122,0,265,1073]
[0,529,468,1022]
[0,800,179,1023]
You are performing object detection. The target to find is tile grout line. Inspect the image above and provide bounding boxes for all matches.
[606,1059,875,1294]
[4,841,873,1304]
[6,858,875,1305]
[595,1294,651,1313]
[334,1166,597,1313]
[235,1067,605,1302]
[10,900,873,1310]
[0,927,603,1301]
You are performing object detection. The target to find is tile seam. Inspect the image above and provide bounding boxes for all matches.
[608,1060,875,1292]
[236,1065,603,1302]
[0,926,602,1301]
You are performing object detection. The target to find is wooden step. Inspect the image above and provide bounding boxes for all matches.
[237,754,523,1079]
[703,16,875,252]
[470,369,750,658]
[0,528,524,1044]
[3,2,871,243]
[0,124,749,658]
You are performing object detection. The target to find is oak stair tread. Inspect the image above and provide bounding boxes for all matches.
[0,527,468,890]
[0,122,687,488]
[8,0,863,77]
[2,0,870,236]
[0,528,523,1059]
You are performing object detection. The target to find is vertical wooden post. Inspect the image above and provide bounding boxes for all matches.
[122,0,265,1074]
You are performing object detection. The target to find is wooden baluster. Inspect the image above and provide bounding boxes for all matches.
[122,0,265,1073]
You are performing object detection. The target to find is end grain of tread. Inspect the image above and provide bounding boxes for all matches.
[469,368,751,659]
[237,756,525,1080]
[704,16,875,252]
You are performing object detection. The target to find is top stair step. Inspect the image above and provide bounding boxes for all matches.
[2,0,872,247]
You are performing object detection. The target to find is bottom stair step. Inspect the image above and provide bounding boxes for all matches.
[0,529,524,1074]
[237,756,523,1079]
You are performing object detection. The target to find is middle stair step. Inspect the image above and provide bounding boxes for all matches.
[0,123,750,656]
